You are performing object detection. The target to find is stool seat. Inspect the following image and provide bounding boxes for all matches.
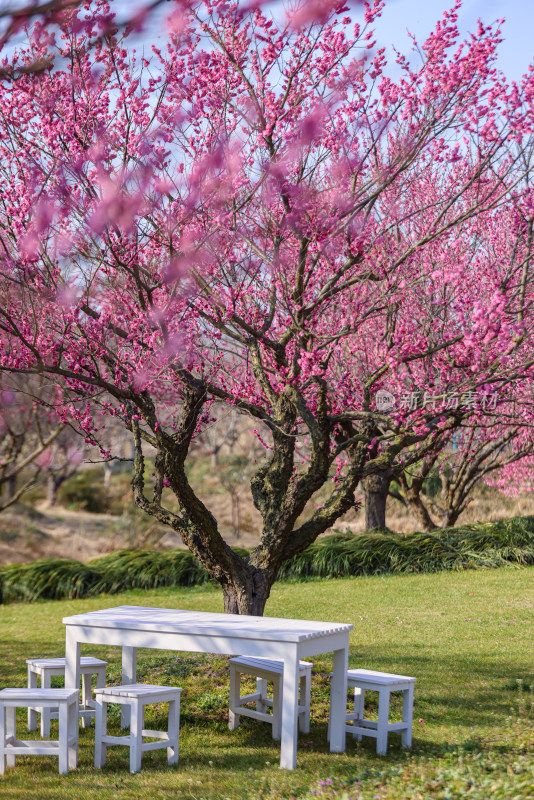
[0,687,78,775]
[229,656,312,740]
[97,683,177,698]
[329,668,416,755]
[94,683,182,773]
[26,655,107,735]
[26,656,107,671]
[1,688,78,702]
[347,669,416,687]
[230,656,301,675]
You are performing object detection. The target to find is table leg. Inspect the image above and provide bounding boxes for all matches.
[65,629,81,691]
[64,628,80,765]
[280,647,300,770]
[121,646,137,728]
[329,644,348,753]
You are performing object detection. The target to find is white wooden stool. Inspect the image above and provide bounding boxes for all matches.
[26,656,107,735]
[329,669,416,755]
[94,683,182,773]
[229,656,312,740]
[0,688,78,775]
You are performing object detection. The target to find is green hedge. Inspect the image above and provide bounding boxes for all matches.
[1,517,534,604]
[277,516,534,580]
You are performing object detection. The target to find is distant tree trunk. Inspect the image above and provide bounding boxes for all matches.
[405,492,438,532]
[46,472,58,506]
[3,474,16,503]
[45,471,72,507]
[363,472,392,529]
[440,508,462,529]
[103,462,112,488]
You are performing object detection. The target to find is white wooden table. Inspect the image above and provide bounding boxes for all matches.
[63,605,353,770]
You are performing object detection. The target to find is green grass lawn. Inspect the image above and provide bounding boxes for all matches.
[0,567,533,799]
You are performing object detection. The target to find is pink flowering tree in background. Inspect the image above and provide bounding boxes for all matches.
[390,423,534,531]
[1,0,534,613]
[362,197,534,530]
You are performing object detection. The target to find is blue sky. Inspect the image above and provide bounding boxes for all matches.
[371,0,534,81]
[134,0,534,82]
[6,0,531,82]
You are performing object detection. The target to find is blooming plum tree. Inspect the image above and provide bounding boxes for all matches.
[392,424,534,531]
[1,0,534,612]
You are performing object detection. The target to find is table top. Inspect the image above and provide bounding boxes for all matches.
[63,605,353,643]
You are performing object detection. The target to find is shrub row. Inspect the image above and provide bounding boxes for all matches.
[277,515,534,581]
[1,517,534,604]
[0,550,211,605]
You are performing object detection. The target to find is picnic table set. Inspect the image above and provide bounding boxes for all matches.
[0,605,416,774]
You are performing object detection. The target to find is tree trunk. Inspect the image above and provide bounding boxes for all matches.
[3,475,17,503]
[406,493,438,532]
[46,473,58,506]
[440,508,461,529]
[103,463,112,488]
[222,573,271,616]
[363,472,391,529]
[45,472,71,507]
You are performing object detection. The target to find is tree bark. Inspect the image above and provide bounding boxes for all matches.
[46,473,58,506]
[45,472,71,507]
[362,472,391,529]
[222,574,271,616]
[405,492,438,532]
[3,475,17,503]
[440,508,461,529]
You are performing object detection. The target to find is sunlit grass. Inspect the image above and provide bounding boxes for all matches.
[0,567,533,798]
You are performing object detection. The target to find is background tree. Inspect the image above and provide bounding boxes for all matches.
[37,425,84,506]
[195,404,241,468]
[1,1,534,613]
[391,424,534,531]
[0,376,65,510]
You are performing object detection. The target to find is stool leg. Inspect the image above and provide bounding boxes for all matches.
[58,702,69,775]
[68,698,78,769]
[256,677,268,714]
[353,687,364,740]
[167,697,180,765]
[94,698,107,768]
[228,665,240,731]
[6,707,16,768]
[130,699,143,773]
[272,675,281,740]
[41,670,52,738]
[401,685,414,749]
[298,672,311,734]
[376,688,390,755]
[95,666,106,690]
[27,666,38,731]
[0,702,5,775]
[81,672,92,728]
